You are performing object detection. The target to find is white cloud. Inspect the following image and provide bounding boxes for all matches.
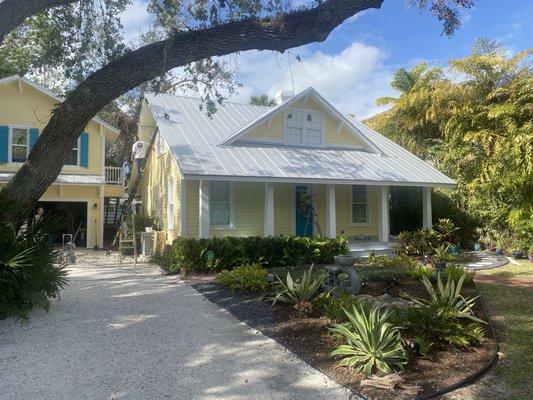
[226,42,396,119]
[120,0,153,45]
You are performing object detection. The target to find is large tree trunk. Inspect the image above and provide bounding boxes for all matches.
[1,0,383,209]
[0,0,78,44]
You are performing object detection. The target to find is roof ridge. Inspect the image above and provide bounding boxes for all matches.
[145,91,274,109]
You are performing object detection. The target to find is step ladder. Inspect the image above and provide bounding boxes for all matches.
[118,212,137,263]
[107,127,159,262]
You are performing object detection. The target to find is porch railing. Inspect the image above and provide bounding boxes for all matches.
[105,166,124,184]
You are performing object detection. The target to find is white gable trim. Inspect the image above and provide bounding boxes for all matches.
[217,87,382,154]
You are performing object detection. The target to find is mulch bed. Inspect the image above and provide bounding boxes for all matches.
[191,279,495,400]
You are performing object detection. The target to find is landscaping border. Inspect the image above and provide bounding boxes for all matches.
[190,281,500,400]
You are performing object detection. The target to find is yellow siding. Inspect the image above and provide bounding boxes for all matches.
[140,125,181,243]
[186,180,199,238]
[0,80,108,176]
[274,183,294,235]
[335,185,379,237]
[241,96,364,148]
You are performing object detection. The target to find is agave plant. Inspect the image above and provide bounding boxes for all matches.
[267,265,326,317]
[329,305,407,376]
[414,274,485,324]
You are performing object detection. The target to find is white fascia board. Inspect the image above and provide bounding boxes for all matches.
[181,173,456,188]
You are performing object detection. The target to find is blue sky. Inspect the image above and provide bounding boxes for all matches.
[121,0,532,118]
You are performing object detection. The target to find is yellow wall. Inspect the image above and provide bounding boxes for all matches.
[242,97,365,148]
[0,80,112,176]
[140,123,182,243]
[335,185,379,237]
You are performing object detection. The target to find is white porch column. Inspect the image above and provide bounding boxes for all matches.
[378,185,390,243]
[199,180,210,238]
[264,182,275,236]
[326,184,336,238]
[422,186,433,229]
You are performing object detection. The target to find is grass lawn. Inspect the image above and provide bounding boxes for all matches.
[476,260,533,399]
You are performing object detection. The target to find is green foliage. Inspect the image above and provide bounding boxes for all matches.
[441,264,475,284]
[0,196,68,319]
[267,266,326,317]
[316,292,361,323]
[402,274,485,347]
[329,305,408,376]
[155,235,348,274]
[217,263,268,292]
[249,94,277,106]
[398,228,440,257]
[368,39,532,249]
[409,264,434,280]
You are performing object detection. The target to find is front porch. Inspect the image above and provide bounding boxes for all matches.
[185,180,434,247]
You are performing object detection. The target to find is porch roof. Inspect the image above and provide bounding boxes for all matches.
[145,92,455,187]
[0,172,105,185]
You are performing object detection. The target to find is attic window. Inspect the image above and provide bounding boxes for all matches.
[284,109,324,147]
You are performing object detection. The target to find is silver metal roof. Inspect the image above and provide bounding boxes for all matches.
[145,91,455,187]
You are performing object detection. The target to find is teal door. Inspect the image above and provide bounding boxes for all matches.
[295,185,313,236]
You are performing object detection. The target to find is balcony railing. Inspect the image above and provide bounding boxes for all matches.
[105,166,124,184]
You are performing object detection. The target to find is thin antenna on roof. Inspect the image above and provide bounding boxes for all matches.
[287,52,295,102]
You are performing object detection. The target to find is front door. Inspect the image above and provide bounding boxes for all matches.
[295,185,313,236]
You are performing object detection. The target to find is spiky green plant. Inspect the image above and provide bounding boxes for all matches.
[329,305,407,376]
[266,265,326,317]
[414,274,485,323]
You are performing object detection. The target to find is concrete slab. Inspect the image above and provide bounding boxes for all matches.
[0,251,354,400]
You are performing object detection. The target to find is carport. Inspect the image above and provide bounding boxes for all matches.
[37,200,89,247]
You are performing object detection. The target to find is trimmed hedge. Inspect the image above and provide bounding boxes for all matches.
[154,235,349,274]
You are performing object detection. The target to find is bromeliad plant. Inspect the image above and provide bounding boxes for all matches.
[217,263,269,292]
[329,305,408,376]
[267,265,326,317]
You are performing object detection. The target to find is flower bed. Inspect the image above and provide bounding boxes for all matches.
[191,261,496,400]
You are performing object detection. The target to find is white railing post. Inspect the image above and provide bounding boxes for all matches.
[105,166,124,184]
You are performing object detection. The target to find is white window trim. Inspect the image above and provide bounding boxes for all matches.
[167,177,175,231]
[156,132,166,156]
[7,125,31,164]
[283,108,325,148]
[350,185,370,226]
[63,137,81,167]
[209,181,235,229]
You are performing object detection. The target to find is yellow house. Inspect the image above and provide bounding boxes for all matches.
[0,76,124,249]
[138,88,455,252]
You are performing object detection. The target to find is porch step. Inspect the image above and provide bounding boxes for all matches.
[348,241,393,259]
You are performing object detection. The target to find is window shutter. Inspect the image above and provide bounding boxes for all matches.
[0,126,8,163]
[80,131,89,168]
[29,128,39,151]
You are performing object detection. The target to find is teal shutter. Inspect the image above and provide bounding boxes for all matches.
[29,128,39,151]
[0,126,8,163]
[79,132,89,167]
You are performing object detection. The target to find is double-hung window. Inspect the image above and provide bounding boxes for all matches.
[210,181,232,227]
[284,109,324,147]
[11,127,29,162]
[351,185,368,224]
[167,178,175,230]
[65,138,79,166]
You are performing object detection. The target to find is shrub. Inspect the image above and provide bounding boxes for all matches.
[329,305,408,376]
[267,265,326,317]
[441,264,475,285]
[409,264,434,280]
[402,274,486,347]
[358,253,414,283]
[316,292,361,322]
[217,263,268,292]
[156,235,348,274]
[0,197,68,319]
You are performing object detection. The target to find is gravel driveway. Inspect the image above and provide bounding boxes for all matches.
[0,251,354,400]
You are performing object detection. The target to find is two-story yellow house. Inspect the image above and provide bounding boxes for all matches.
[137,88,455,254]
[0,75,124,249]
